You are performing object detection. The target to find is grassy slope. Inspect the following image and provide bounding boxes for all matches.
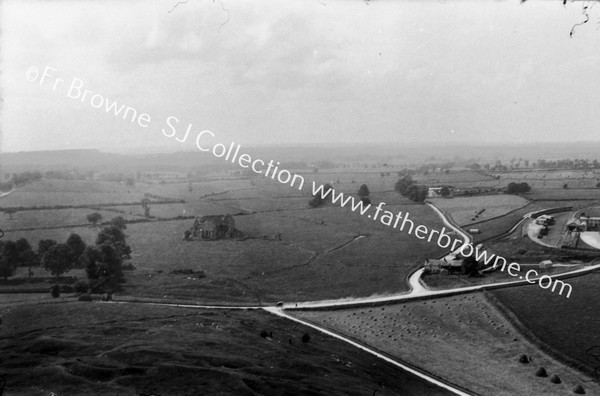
[294,293,600,395]
[0,302,450,396]
[491,272,600,375]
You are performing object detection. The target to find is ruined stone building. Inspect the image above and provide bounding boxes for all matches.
[191,214,237,240]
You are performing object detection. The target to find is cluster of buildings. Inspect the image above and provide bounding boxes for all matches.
[566,214,600,233]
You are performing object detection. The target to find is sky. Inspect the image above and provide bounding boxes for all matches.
[1,0,600,153]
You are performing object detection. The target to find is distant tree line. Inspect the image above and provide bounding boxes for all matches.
[0,171,43,192]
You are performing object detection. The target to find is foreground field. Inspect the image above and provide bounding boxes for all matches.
[0,302,450,396]
[293,292,599,395]
[491,272,600,376]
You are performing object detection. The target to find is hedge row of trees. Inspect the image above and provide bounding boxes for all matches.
[395,175,428,203]
[0,216,130,283]
[506,182,531,194]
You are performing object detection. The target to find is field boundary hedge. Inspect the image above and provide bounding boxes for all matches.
[484,290,597,379]
[0,199,187,213]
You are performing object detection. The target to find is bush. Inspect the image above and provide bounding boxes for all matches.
[301,333,311,343]
[260,330,269,338]
[60,284,74,293]
[78,293,93,301]
[50,284,60,298]
[74,280,88,293]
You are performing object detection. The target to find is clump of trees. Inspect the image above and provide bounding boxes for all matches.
[357,184,371,205]
[0,238,39,279]
[395,175,428,203]
[83,223,132,284]
[87,212,103,225]
[440,186,451,197]
[309,183,333,208]
[0,216,131,288]
[506,182,531,194]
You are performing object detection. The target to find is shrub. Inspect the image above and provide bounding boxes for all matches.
[78,293,93,301]
[74,280,88,293]
[50,284,60,298]
[301,333,311,343]
[260,330,269,338]
[535,367,548,377]
[517,248,527,255]
[518,354,530,364]
[60,284,74,293]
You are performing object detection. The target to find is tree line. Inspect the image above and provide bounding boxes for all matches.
[0,216,131,287]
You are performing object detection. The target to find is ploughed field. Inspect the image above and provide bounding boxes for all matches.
[491,272,600,376]
[0,302,451,396]
[293,292,600,396]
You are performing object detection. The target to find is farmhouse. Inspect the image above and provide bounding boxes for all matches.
[191,214,238,240]
[567,215,600,232]
[580,215,600,232]
[427,187,443,198]
[423,257,462,274]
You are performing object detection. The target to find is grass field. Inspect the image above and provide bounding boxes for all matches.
[430,195,531,226]
[0,302,450,396]
[0,180,148,208]
[491,272,600,376]
[0,208,143,231]
[294,293,600,395]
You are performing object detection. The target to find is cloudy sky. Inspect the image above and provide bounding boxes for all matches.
[1,0,599,153]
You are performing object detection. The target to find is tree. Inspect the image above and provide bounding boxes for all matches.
[15,238,39,277]
[440,186,451,197]
[141,198,151,218]
[66,233,86,267]
[43,243,73,277]
[38,239,57,257]
[0,241,19,279]
[96,226,132,259]
[360,196,371,205]
[83,246,102,279]
[462,255,480,277]
[110,216,127,230]
[309,183,333,208]
[395,175,414,195]
[409,185,428,203]
[507,182,531,194]
[357,184,370,198]
[97,243,123,281]
[87,212,103,225]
